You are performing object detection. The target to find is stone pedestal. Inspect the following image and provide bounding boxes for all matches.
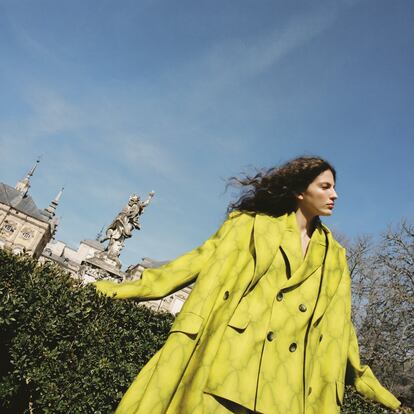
[79,255,126,283]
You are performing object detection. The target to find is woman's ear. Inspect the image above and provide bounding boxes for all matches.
[294,191,304,201]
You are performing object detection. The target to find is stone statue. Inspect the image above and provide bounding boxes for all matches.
[107,239,125,258]
[102,191,154,259]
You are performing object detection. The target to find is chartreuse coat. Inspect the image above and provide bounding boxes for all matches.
[95,211,401,414]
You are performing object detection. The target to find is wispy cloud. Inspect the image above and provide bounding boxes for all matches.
[1,4,342,161]
[169,5,341,101]
[113,135,182,178]
[204,9,336,82]
[23,88,86,135]
[10,19,59,64]
[0,2,346,188]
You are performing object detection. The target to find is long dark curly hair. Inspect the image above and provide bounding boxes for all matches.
[227,156,336,217]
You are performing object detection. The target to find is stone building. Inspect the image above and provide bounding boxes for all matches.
[0,161,189,315]
[125,258,192,315]
[0,160,59,258]
[40,238,105,277]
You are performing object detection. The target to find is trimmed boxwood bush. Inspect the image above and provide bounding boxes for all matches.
[0,250,410,413]
[0,250,173,413]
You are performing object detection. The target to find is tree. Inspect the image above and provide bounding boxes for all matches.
[345,219,414,407]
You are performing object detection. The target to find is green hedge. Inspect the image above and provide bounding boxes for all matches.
[0,250,410,413]
[0,250,173,413]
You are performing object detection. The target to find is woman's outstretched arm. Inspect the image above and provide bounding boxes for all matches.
[94,211,242,300]
[346,322,401,410]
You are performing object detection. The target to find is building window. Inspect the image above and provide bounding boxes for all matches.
[2,223,15,234]
[22,231,32,240]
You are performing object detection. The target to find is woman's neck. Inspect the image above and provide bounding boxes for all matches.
[295,208,317,238]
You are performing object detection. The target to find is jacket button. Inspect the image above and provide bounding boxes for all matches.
[289,342,297,352]
[319,334,323,342]
[267,331,274,341]
[223,290,230,300]
[299,304,307,312]
[276,291,284,301]
[308,386,312,395]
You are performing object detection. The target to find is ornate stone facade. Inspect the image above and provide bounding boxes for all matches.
[40,238,107,277]
[0,204,50,257]
[0,164,188,315]
[0,160,57,258]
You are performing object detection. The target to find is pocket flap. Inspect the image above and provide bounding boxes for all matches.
[228,309,250,331]
[170,312,204,335]
[336,380,345,406]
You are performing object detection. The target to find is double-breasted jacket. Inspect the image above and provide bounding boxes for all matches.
[95,210,401,414]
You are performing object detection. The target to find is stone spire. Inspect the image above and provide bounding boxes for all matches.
[45,187,64,218]
[15,158,40,197]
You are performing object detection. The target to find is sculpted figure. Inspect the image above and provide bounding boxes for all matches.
[107,239,125,258]
[103,191,154,257]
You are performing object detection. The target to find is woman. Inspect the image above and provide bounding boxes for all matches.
[95,156,401,414]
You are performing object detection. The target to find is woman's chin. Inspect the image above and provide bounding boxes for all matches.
[320,209,333,217]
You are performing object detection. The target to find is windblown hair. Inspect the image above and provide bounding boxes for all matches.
[227,156,336,217]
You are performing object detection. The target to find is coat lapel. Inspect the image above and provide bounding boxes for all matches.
[248,212,287,291]
[278,212,303,277]
[311,227,345,327]
[281,224,327,291]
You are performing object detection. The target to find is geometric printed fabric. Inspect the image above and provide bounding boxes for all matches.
[95,210,401,414]
[203,212,326,413]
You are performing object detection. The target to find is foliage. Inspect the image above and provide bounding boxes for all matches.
[0,250,173,413]
[342,386,413,414]
[0,248,412,413]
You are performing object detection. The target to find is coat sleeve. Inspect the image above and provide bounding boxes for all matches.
[346,322,401,410]
[93,211,241,300]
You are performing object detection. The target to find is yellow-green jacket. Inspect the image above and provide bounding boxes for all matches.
[95,211,401,414]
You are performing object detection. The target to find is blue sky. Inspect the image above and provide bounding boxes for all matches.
[0,0,413,267]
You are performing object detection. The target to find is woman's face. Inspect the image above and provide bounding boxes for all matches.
[296,169,338,217]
